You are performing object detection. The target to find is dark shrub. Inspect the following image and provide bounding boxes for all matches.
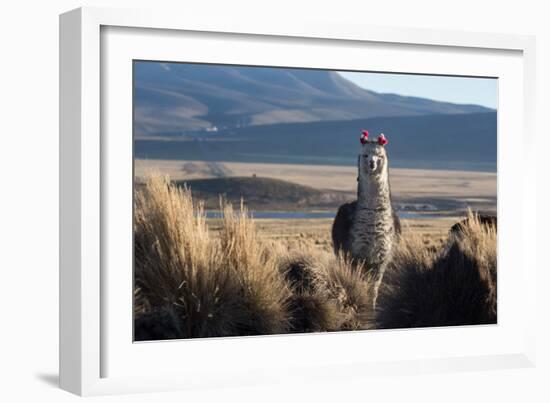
[376,213,497,329]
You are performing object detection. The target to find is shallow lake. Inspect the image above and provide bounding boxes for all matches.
[205,210,441,220]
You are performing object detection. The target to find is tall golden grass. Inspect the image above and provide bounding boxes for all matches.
[277,250,374,333]
[375,212,497,328]
[134,175,496,340]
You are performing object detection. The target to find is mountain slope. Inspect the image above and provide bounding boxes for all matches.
[135,112,497,172]
[134,62,493,137]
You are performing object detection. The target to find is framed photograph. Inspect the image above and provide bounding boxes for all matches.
[60,7,537,396]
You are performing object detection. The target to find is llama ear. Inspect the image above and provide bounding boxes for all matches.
[377,133,388,146]
[360,130,369,145]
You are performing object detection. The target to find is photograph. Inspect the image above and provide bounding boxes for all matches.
[132,61,498,341]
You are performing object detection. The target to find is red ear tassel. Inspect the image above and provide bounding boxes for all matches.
[360,130,369,144]
[377,133,388,146]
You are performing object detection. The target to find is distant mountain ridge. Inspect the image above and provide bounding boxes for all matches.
[134,62,493,138]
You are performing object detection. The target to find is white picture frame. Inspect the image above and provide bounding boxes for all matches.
[59,6,537,396]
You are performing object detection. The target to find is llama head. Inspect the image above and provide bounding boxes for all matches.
[359,131,389,176]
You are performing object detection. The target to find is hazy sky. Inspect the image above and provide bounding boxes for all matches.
[339,72,497,109]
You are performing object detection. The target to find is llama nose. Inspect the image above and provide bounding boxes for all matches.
[369,161,376,170]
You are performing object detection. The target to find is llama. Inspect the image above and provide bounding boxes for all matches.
[332,130,401,307]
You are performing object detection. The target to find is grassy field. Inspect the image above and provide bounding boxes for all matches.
[206,216,456,253]
[134,176,497,340]
[136,158,496,248]
[135,159,496,197]
[135,159,496,208]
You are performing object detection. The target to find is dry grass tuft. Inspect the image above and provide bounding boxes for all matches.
[322,254,374,330]
[218,202,292,335]
[278,249,374,332]
[278,251,341,332]
[375,212,497,329]
[134,175,290,340]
